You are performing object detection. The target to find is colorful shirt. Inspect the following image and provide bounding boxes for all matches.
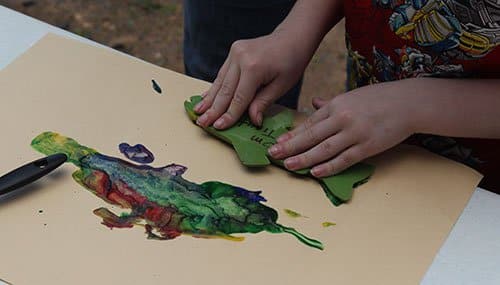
[345,0,500,191]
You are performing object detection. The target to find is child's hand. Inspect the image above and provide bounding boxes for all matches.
[268,81,418,177]
[194,31,312,129]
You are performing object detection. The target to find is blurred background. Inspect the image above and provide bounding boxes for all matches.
[1,0,347,112]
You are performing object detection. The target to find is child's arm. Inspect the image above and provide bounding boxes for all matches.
[269,78,500,177]
[406,78,500,138]
[195,0,344,129]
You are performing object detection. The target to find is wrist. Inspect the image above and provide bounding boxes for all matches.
[273,0,344,62]
[401,78,455,136]
[373,79,431,136]
[270,27,317,65]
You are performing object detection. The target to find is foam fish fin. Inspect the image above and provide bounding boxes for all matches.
[320,163,375,204]
[232,140,270,167]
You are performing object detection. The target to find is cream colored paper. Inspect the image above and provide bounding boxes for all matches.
[0,34,481,285]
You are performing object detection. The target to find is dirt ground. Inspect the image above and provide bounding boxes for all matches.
[1,0,347,113]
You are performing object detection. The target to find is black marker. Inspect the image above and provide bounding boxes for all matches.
[0,154,67,197]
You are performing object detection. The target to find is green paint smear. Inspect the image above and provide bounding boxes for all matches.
[31,132,323,250]
[322,222,336,228]
[185,95,375,206]
[284,209,307,218]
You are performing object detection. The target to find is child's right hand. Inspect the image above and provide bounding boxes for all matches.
[194,30,312,129]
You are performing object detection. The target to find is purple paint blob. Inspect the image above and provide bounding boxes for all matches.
[235,187,267,203]
[119,143,155,164]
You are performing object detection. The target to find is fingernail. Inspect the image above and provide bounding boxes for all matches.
[201,92,208,98]
[214,117,225,129]
[277,133,291,143]
[257,112,263,126]
[194,101,204,113]
[311,166,328,177]
[268,144,282,157]
[197,114,208,126]
[284,157,299,170]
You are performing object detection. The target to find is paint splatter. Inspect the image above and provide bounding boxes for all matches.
[322,222,336,228]
[284,209,308,219]
[31,132,323,250]
[152,79,162,94]
[119,143,155,164]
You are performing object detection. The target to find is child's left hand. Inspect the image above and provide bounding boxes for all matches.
[268,80,419,177]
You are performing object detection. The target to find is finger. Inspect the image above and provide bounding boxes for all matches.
[195,58,231,114]
[248,79,287,126]
[213,69,259,129]
[311,144,368,177]
[312,97,328,110]
[268,116,341,159]
[276,106,330,144]
[197,64,240,127]
[283,132,354,171]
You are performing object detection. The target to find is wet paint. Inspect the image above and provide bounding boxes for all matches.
[31,132,323,250]
[119,143,155,164]
[284,209,308,219]
[152,79,162,94]
[322,222,336,228]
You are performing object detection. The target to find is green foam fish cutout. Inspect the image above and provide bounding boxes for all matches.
[184,96,375,205]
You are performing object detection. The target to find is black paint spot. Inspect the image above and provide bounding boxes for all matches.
[38,210,43,214]
[152,79,162,94]
[43,223,47,226]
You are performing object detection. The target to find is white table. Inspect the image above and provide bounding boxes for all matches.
[1,5,499,285]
